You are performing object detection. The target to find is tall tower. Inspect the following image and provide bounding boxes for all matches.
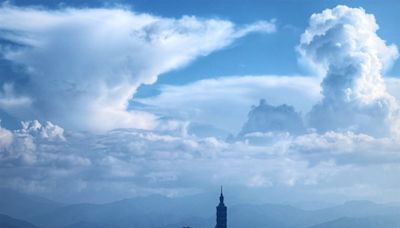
[215,186,227,228]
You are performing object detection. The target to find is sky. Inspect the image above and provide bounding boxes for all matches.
[1,0,400,204]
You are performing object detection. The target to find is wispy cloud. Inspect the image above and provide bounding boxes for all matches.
[136,75,321,133]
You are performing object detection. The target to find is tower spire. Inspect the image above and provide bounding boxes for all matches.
[219,186,224,203]
[215,186,227,228]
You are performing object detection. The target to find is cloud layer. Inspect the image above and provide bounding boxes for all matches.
[2,120,400,203]
[0,5,275,132]
[1,4,400,205]
[137,75,321,133]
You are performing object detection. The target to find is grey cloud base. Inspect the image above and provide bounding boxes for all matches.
[239,99,306,136]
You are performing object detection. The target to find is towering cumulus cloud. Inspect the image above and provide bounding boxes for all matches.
[0,5,275,132]
[298,5,399,137]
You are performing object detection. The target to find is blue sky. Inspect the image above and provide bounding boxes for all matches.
[9,0,400,86]
[1,0,400,204]
[137,0,400,89]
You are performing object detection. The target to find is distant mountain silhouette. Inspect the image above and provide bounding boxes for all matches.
[30,194,216,228]
[0,213,38,228]
[308,215,400,228]
[2,188,400,228]
[0,188,63,221]
[63,221,109,228]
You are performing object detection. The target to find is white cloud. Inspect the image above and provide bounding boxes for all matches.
[136,76,400,139]
[2,4,400,205]
[137,75,321,133]
[2,119,400,203]
[20,120,65,141]
[385,77,400,101]
[0,120,66,167]
[0,83,31,109]
[298,5,400,136]
[0,5,275,132]
[0,125,13,149]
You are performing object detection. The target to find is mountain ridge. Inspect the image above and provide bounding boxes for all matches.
[2,188,400,228]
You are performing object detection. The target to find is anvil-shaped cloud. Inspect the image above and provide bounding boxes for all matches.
[0,5,275,132]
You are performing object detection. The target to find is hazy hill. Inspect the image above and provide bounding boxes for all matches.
[0,214,38,228]
[30,194,216,228]
[2,188,400,228]
[0,189,63,221]
[309,215,400,228]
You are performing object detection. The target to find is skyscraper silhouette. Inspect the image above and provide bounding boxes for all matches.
[215,186,227,228]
